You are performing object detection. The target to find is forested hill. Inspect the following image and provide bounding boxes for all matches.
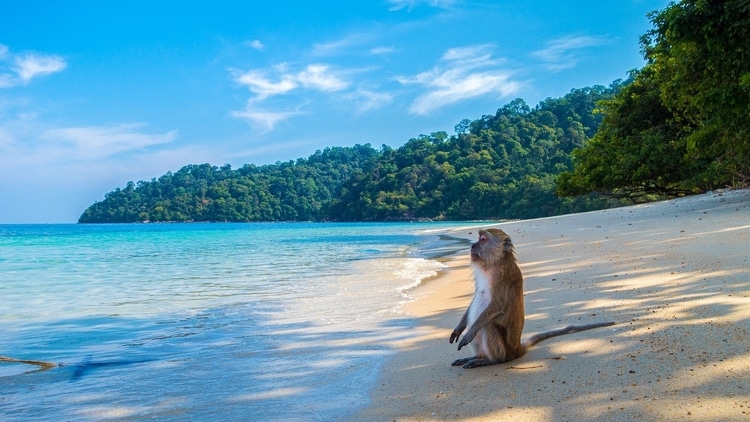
[80,0,750,223]
[79,83,624,223]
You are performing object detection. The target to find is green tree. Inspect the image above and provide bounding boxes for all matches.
[81,85,625,223]
[557,69,703,199]
[643,0,750,183]
[559,0,750,199]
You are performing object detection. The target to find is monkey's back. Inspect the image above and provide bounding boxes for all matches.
[491,258,525,361]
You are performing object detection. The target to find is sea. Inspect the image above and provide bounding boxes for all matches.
[0,222,473,421]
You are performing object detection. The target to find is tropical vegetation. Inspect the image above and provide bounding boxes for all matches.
[81,0,749,222]
[79,85,623,223]
[557,0,750,200]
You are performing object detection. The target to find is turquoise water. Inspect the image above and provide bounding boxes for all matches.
[0,222,470,421]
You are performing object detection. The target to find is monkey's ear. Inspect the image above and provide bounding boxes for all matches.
[502,236,514,253]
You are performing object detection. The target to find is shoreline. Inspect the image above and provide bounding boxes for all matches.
[355,189,750,421]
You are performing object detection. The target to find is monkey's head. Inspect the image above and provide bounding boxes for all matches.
[470,228,515,268]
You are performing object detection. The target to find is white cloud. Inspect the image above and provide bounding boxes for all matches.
[0,74,15,88]
[311,32,373,57]
[343,88,394,113]
[233,69,298,100]
[370,46,398,55]
[233,64,348,100]
[231,105,303,134]
[531,35,608,71]
[0,46,67,88]
[44,123,177,160]
[246,39,265,51]
[0,111,43,155]
[387,0,455,11]
[14,53,67,84]
[0,111,187,222]
[441,44,493,61]
[397,44,520,115]
[231,64,351,131]
[296,65,348,91]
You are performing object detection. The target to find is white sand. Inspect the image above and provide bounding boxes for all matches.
[355,189,750,421]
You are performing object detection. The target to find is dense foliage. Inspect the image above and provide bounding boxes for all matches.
[82,0,749,222]
[558,0,750,199]
[79,86,623,223]
[79,145,380,222]
[329,88,622,221]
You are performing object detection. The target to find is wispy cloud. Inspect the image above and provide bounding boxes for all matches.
[0,44,67,88]
[370,46,398,56]
[0,73,16,89]
[397,44,520,115]
[231,63,354,131]
[44,123,177,160]
[311,32,375,57]
[233,64,349,100]
[343,87,394,113]
[15,53,67,83]
[1,112,182,184]
[297,65,349,91]
[246,39,265,51]
[531,35,608,71]
[387,0,455,12]
[0,111,208,222]
[231,105,304,134]
[233,69,298,100]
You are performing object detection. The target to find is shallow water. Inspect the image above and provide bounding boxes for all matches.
[0,222,470,421]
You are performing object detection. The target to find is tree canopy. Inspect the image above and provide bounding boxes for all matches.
[79,85,623,223]
[79,145,380,223]
[328,87,623,221]
[558,0,750,199]
[82,0,750,222]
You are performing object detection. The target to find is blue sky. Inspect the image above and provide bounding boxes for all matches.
[1,0,668,223]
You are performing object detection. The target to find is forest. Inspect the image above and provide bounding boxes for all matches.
[78,85,623,223]
[557,0,749,200]
[80,0,749,223]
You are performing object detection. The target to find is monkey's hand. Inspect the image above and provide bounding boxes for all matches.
[456,326,478,350]
[449,327,464,344]
[457,335,472,351]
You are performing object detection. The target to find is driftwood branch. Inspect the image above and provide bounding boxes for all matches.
[0,355,57,369]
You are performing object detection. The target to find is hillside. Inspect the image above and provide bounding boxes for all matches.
[79,83,625,223]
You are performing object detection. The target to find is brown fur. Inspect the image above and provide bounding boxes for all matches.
[449,228,615,368]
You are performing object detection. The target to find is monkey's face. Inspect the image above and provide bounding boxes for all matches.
[470,229,513,268]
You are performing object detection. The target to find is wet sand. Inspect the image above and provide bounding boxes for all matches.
[355,189,750,421]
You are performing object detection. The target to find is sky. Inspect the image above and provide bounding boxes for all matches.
[1,0,669,223]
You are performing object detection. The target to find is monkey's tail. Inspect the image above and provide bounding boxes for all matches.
[522,321,615,348]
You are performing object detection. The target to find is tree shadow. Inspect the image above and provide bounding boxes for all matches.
[357,191,750,421]
[0,299,420,421]
[2,192,748,421]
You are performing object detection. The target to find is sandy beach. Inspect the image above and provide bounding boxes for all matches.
[355,189,750,421]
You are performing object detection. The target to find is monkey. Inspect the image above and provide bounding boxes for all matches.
[449,228,615,369]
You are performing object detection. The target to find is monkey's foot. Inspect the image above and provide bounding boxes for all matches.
[451,356,495,369]
[451,357,473,366]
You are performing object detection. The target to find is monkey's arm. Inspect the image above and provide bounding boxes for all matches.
[456,307,505,350]
[449,309,470,344]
